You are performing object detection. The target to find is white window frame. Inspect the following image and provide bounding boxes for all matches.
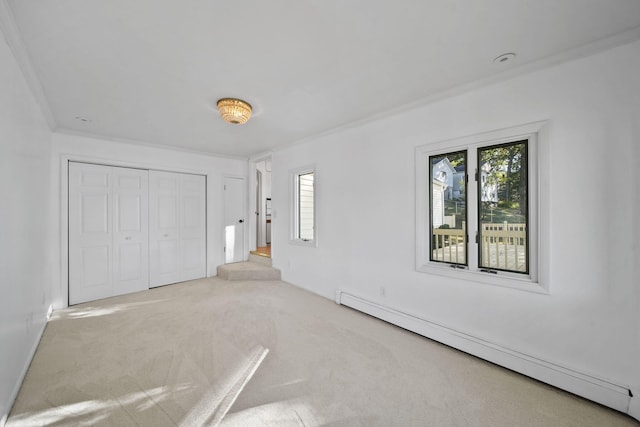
[290,165,317,247]
[416,121,548,293]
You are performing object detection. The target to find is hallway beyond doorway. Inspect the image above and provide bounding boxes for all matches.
[251,244,271,258]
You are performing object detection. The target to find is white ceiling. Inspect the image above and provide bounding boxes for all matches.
[6,0,640,158]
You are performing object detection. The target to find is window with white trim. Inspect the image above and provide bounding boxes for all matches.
[291,166,316,245]
[477,140,529,274]
[416,122,544,291]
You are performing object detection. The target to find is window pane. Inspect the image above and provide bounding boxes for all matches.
[478,140,528,273]
[429,151,466,266]
[298,172,314,240]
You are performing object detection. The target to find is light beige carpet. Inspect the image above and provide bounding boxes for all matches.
[7,278,637,426]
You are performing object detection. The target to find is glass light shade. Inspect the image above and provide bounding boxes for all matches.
[217,98,252,125]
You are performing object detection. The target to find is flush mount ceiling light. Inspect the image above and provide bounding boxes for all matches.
[494,52,516,64]
[216,98,252,125]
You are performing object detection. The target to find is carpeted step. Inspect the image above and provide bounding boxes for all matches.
[248,253,272,266]
[217,261,281,281]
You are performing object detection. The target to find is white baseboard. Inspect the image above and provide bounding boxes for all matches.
[336,290,633,418]
[629,391,639,421]
[1,310,50,427]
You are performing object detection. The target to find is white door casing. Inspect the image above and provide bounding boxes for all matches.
[69,162,148,304]
[224,176,245,263]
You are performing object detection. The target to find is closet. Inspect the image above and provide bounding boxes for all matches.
[68,162,206,304]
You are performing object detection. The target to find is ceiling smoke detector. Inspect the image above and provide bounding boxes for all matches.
[494,53,516,64]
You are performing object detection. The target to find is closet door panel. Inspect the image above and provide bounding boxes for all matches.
[69,163,149,304]
[149,171,180,287]
[69,163,113,305]
[179,174,206,282]
[158,240,178,273]
[81,246,110,288]
[149,171,206,287]
[112,167,148,295]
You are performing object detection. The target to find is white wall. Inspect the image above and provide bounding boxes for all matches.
[271,40,640,415]
[50,132,247,308]
[0,30,53,425]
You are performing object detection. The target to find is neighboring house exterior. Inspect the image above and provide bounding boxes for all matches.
[432,158,455,200]
[453,165,465,199]
[432,179,445,228]
[480,162,498,203]
[432,158,461,228]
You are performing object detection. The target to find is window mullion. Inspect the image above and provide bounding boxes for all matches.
[466,148,479,271]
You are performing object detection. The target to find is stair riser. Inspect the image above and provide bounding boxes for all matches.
[248,253,272,266]
[216,262,281,281]
[222,271,281,281]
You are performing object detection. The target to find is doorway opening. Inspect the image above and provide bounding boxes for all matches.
[223,176,246,264]
[252,157,272,258]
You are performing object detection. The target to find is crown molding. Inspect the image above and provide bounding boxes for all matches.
[0,0,57,130]
[54,128,249,161]
[280,25,640,152]
[249,150,274,163]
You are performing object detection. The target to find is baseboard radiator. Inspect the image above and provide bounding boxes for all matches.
[335,290,633,416]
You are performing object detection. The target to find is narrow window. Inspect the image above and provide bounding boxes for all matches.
[291,166,316,245]
[477,140,528,274]
[298,171,314,241]
[429,150,467,266]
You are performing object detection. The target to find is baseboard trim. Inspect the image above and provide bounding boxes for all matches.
[1,311,49,427]
[336,290,633,417]
[629,391,640,421]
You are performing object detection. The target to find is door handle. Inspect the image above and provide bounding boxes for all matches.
[239,219,244,223]
[125,236,132,240]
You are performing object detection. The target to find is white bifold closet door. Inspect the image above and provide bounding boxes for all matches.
[69,162,149,305]
[149,171,206,288]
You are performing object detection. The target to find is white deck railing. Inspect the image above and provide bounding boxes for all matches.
[432,222,466,265]
[432,222,527,272]
[480,222,526,272]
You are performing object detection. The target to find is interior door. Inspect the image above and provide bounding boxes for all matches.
[112,167,149,295]
[178,173,206,282]
[224,176,245,263]
[149,171,180,287]
[69,163,149,304]
[69,163,113,304]
[149,171,206,287]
